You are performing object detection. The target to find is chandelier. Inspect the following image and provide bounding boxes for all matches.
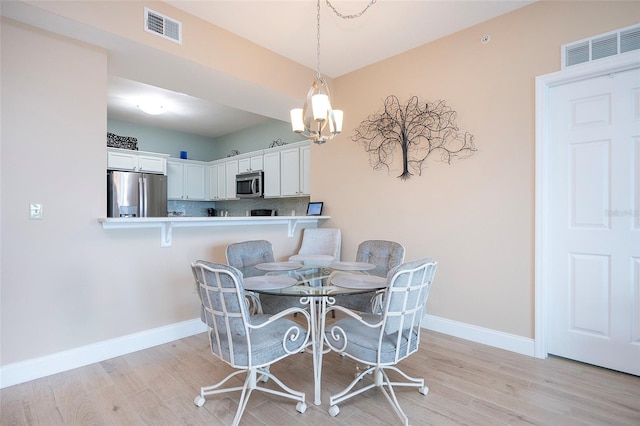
[290,0,376,144]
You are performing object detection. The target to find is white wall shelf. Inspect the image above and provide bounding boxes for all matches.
[98,216,330,247]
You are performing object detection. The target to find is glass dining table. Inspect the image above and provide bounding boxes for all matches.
[242,261,386,406]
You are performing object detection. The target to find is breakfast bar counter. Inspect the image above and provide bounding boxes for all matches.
[98,216,330,247]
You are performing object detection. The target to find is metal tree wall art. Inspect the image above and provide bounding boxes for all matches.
[353,95,476,180]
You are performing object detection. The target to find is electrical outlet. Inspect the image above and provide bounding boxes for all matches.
[30,203,43,220]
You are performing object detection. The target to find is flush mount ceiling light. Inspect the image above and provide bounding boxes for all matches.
[290,0,376,144]
[137,100,165,115]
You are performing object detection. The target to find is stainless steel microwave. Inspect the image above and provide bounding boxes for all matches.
[235,170,263,198]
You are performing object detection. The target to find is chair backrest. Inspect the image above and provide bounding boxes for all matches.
[355,240,405,277]
[380,258,438,362]
[191,260,251,366]
[296,228,341,258]
[226,240,275,277]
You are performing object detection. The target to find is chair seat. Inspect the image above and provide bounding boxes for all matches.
[211,314,308,367]
[325,314,418,364]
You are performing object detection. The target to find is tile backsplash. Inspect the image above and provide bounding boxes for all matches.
[168,196,310,217]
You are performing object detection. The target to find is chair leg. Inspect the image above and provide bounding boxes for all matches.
[328,365,428,426]
[194,366,307,425]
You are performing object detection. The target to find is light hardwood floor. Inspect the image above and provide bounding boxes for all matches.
[2,328,639,425]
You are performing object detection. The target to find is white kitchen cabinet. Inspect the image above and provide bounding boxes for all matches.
[208,161,228,200]
[279,142,310,197]
[107,148,167,174]
[263,150,281,197]
[208,163,218,200]
[225,159,239,199]
[300,144,311,195]
[280,147,301,196]
[217,163,227,199]
[167,159,206,200]
[238,153,263,173]
[261,141,310,197]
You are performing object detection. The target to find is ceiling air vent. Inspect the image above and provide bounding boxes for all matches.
[562,23,640,69]
[144,8,182,44]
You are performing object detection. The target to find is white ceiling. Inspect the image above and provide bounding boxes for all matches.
[168,0,533,79]
[109,0,534,138]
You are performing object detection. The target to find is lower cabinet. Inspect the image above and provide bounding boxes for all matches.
[167,160,206,200]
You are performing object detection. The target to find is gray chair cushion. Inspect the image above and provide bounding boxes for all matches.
[384,258,434,334]
[211,314,308,367]
[193,261,250,336]
[332,240,405,313]
[325,314,418,364]
[226,240,275,277]
[355,240,405,277]
[226,240,303,314]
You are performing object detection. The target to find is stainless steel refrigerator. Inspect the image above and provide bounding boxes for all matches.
[107,171,167,218]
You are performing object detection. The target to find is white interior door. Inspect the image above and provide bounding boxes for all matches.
[545,65,640,375]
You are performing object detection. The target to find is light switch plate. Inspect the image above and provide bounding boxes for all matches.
[30,203,43,220]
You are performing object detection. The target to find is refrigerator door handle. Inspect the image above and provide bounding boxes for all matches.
[139,177,146,217]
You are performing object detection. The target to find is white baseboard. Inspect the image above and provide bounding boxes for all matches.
[1,315,534,389]
[421,314,535,356]
[0,319,207,389]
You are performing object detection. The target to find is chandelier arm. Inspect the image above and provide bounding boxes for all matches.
[325,0,378,20]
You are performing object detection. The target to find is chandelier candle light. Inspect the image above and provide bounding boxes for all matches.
[290,0,376,144]
[290,0,342,144]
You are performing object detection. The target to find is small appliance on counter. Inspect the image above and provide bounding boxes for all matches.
[207,208,216,217]
[250,209,277,216]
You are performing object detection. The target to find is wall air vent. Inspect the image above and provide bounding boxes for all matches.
[562,24,640,69]
[144,8,182,44]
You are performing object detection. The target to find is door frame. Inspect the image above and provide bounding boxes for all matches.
[534,53,639,359]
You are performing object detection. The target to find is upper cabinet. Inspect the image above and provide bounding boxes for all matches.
[237,153,264,173]
[107,148,168,174]
[224,159,240,200]
[263,150,281,197]
[167,159,206,200]
[300,144,311,195]
[111,141,310,203]
[264,141,310,198]
[207,160,237,200]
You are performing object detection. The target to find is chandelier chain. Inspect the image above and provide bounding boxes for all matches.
[316,0,377,80]
[316,0,322,79]
[325,0,378,20]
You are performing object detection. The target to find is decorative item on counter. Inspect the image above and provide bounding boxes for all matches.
[269,138,287,148]
[180,150,188,159]
[107,132,138,150]
[227,150,240,157]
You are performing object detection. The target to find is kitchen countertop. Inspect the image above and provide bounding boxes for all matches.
[98,215,330,246]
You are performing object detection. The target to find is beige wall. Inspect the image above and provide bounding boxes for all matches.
[1,1,638,370]
[0,14,311,366]
[316,1,639,337]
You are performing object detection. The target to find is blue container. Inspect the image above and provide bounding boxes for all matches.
[180,151,187,159]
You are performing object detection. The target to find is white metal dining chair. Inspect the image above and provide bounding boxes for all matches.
[226,240,305,314]
[191,260,311,426]
[331,240,405,313]
[324,258,438,426]
[289,228,341,267]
